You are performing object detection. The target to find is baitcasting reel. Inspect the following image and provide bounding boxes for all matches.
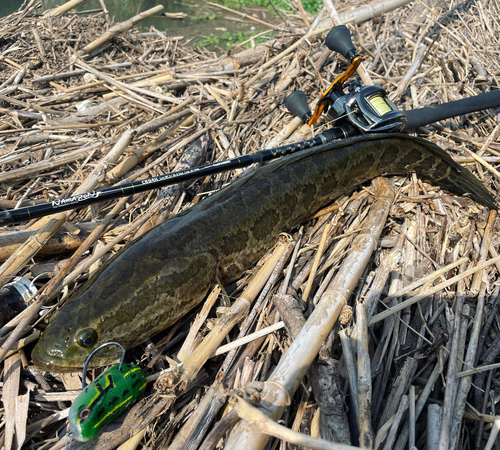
[285,25,407,133]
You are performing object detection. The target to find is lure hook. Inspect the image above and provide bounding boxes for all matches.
[81,341,126,389]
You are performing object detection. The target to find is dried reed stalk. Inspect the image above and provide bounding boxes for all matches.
[225,177,395,450]
[42,0,89,18]
[1,1,500,448]
[76,5,164,57]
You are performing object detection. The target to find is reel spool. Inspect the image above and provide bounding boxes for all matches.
[332,83,406,133]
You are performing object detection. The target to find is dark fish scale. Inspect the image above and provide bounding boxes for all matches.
[32,134,496,372]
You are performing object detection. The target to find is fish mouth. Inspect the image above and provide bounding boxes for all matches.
[32,342,85,373]
[32,340,124,373]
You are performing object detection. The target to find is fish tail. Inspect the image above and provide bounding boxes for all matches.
[417,137,497,210]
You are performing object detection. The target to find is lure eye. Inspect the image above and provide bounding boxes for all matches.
[79,408,91,420]
[77,328,98,348]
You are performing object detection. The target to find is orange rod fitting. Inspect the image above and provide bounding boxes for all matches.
[307,55,363,126]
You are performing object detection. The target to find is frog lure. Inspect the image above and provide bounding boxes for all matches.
[68,343,147,442]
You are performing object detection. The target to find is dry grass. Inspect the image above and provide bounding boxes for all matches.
[0,0,500,449]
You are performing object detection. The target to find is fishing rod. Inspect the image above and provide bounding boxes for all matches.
[0,124,355,225]
[1,26,499,226]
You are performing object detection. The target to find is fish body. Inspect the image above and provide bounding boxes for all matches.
[32,134,496,372]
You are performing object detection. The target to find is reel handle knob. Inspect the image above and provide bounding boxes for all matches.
[325,25,358,62]
[285,90,312,123]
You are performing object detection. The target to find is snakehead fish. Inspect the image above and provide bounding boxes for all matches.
[32,134,496,372]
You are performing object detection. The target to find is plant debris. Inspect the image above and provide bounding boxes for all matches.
[1,0,500,449]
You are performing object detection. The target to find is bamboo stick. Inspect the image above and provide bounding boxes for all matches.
[426,404,442,450]
[4,330,40,358]
[370,255,500,324]
[0,214,68,290]
[74,59,181,108]
[449,284,487,450]
[471,210,496,294]
[302,222,331,303]
[408,386,416,450]
[340,328,359,424]
[389,44,427,101]
[43,0,90,18]
[224,177,395,450]
[76,5,164,57]
[3,354,22,450]
[381,396,408,450]
[484,417,500,450]
[357,302,373,448]
[232,397,362,450]
[176,286,222,362]
[438,255,470,450]
[102,71,175,100]
[62,68,174,94]
[0,144,100,184]
[105,118,187,182]
[337,0,415,25]
[213,322,285,357]
[0,224,98,260]
[166,384,227,450]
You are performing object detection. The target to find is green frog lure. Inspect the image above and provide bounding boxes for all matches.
[68,342,147,442]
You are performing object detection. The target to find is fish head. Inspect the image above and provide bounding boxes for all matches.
[31,260,138,373]
[32,247,219,372]
[32,302,122,373]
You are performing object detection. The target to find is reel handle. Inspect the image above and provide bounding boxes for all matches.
[284,90,312,123]
[325,25,358,62]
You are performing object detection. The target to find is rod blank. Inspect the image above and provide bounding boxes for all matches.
[0,127,349,226]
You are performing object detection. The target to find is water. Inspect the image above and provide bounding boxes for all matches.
[0,0,279,46]
[0,0,25,18]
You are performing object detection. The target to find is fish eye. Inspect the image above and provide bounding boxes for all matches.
[77,328,98,348]
[79,408,91,420]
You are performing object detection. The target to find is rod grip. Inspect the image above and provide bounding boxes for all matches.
[404,89,500,130]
